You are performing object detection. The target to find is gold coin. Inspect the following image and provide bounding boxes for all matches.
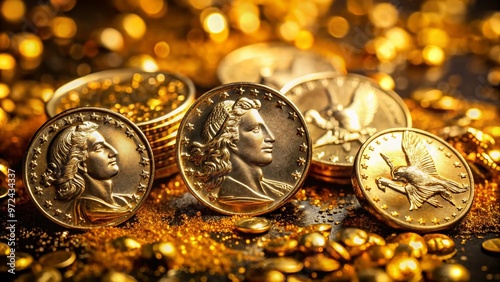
[307,223,332,233]
[235,217,272,234]
[298,232,327,253]
[217,42,337,90]
[245,268,285,282]
[303,253,341,272]
[335,228,368,247]
[356,268,393,282]
[281,73,411,175]
[15,252,34,271]
[112,236,142,251]
[385,255,421,281]
[482,238,500,253]
[262,257,304,274]
[367,232,386,246]
[0,242,10,255]
[176,82,312,215]
[264,238,298,256]
[101,270,138,282]
[352,128,474,232]
[39,250,76,268]
[420,254,443,272]
[426,263,470,282]
[423,233,456,256]
[46,70,195,128]
[23,107,155,229]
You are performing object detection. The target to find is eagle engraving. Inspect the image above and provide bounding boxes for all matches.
[305,82,378,151]
[376,131,469,211]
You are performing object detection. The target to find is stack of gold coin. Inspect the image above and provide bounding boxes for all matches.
[46,69,196,179]
[281,72,412,184]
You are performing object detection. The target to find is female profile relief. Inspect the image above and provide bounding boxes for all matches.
[189,97,292,208]
[41,121,133,226]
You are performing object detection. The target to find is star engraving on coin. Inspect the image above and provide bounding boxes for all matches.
[352,128,474,232]
[23,108,155,229]
[176,82,312,215]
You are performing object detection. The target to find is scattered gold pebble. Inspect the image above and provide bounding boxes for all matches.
[482,238,500,254]
[391,232,428,259]
[386,255,421,281]
[336,228,368,247]
[423,233,456,257]
[298,232,327,253]
[427,263,471,282]
[325,240,351,262]
[39,250,76,268]
[112,236,142,251]
[262,257,304,274]
[303,253,341,272]
[235,217,271,234]
[245,268,285,282]
[356,267,394,282]
[264,238,298,256]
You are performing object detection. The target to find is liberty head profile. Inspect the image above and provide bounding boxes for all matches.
[41,121,132,225]
[189,97,292,208]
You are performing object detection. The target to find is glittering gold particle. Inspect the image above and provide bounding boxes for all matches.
[369,3,399,29]
[1,0,25,22]
[328,16,350,38]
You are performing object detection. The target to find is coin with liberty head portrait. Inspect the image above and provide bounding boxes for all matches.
[23,107,154,229]
[176,82,312,215]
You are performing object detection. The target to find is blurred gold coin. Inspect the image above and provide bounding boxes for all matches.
[101,270,138,282]
[307,223,332,233]
[367,232,386,246]
[112,236,141,251]
[423,233,456,256]
[264,238,298,256]
[298,232,327,253]
[420,254,443,272]
[245,268,285,282]
[366,245,395,266]
[0,242,10,255]
[482,238,500,253]
[235,217,272,234]
[427,263,470,282]
[15,252,34,271]
[303,253,341,272]
[262,257,303,274]
[357,268,393,282]
[336,228,368,247]
[39,250,76,268]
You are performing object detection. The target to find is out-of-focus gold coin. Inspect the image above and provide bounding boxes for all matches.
[264,238,298,256]
[39,250,76,268]
[303,253,341,272]
[385,255,421,281]
[245,268,285,282]
[482,238,500,253]
[262,257,304,274]
[101,270,138,282]
[281,73,411,180]
[391,232,428,258]
[426,263,470,282]
[335,228,368,247]
[325,240,351,262]
[176,82,312,216]
[23,107,155,229]
[235,217,272,234]
[217,42,337,90]
[352,128,474,232]
[0,186,8,199]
